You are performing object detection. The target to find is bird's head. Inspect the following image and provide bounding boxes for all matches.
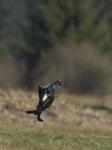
[56,80,64,85]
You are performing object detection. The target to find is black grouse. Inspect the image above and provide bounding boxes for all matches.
[26,80,63,121]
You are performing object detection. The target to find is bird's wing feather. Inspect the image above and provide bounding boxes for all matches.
[42,93,48,102]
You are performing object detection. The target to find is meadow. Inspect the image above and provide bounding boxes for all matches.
[0,89,112,150]
[0,125,112,150]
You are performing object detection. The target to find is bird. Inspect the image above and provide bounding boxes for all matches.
[26,80,64,121]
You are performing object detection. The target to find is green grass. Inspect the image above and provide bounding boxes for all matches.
[0,125,112,150]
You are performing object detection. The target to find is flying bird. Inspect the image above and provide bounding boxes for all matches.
[26,80,64,121]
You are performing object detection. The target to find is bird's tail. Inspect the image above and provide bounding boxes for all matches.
[26,110,37,115]
[26,109,43,122]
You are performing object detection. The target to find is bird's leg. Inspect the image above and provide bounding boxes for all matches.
[37,111,43,122]
[36,105,43,122]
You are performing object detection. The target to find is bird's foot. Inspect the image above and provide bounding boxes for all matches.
[37,116,43,122]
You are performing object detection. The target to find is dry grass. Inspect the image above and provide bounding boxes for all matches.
[0,88,112,130]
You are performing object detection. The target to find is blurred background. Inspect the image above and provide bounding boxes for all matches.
[1,2,112,148]
[1,2,112,149]
[0,0,112,95]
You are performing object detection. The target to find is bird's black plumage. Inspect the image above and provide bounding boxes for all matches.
[26,80,63,121]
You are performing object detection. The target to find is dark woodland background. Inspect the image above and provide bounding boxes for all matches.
[0,0,112,95]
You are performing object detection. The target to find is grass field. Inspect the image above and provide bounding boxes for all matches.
[0,124,112,150]
[0,89,112,150]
